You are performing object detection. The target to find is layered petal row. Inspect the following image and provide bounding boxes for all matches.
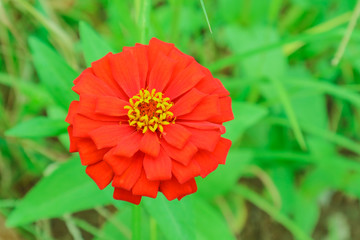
[66,38,233,204]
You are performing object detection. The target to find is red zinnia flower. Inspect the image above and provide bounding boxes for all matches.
[65,38,234,204]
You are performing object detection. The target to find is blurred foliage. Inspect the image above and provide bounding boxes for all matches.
[1,0,360,239]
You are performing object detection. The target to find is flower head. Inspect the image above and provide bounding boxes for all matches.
[66,38,234,204]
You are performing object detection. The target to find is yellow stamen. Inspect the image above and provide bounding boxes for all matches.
[124,89,175,133]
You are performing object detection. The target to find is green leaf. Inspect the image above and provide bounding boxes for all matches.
[224,102,268,142]
[194,197,235,240]
[6,157,113,227]
[79,21,113,67]
[142,194,195,240]
[5,117,68,138]
[29,37,78,109]
[293,190,320,235]
[197,149,253,199]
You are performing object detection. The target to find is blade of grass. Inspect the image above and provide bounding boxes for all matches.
[269,117,360,155]
[285,79,360,108]
[269,76,307,151]
[72,217,117,240]
[208,28,339,72]
[235,185,312,240]
[332,0,360,66]
[94,207,131,239]
[12,0,76,66]
[63,214,84,240]
[284,12,352,55]
[199,0,212,34]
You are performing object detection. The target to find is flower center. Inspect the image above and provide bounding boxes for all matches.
[124,89,175,133]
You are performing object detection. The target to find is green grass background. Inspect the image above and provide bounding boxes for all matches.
[1,0,360,239]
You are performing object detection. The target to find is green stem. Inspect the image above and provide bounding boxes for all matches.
[132,205,141,240]
[150,216,157,240]
[139,0,151,44]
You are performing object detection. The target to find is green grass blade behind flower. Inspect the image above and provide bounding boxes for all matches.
[235,185,312,240]
[269,76,307,151]
[79,22,113,67]
[208,28,343,72]
[199,0,212,34]
[72,217,119,240]
[5,117,68,138]
[12,0,76,66]
[269,117,360,155]
[285,79,360,108]
[332,0,360,66]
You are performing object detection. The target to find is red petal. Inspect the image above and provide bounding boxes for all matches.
[112,154,142,190]
[161,140,197,166]
[104,149,134,175]
[178,121,225,134]
[65,101,79,124]
[208,96,234,123]
[212,137,232,164]
[85,161,114,190]
[210,78,230,96]
[68,125,79,152]
[185,126,221,152]
[91,53,128,99]
[160,177,197,201]
[171,88,206,117]
[140,131,160,157]
[95,96,129,116]
[193,151,219,178]
[162,124,191,149]
[143,149,172,181]
[172,160,201,184]
[123,45,148,88]
[77,138,108,165]
[132,170,160,198]
[179,95,220,121]
[164,61,205,100]
[72,115,117,138]
[148,52,176,92]
[113,130,143,158]
[167,47,194,74]
[194,66,229,97]
[78,94,123,122]
[148,38,174,69]
[109,51,141,98]
[113,188,141,205]
[72,70,117,97]
[89,125,135,149]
